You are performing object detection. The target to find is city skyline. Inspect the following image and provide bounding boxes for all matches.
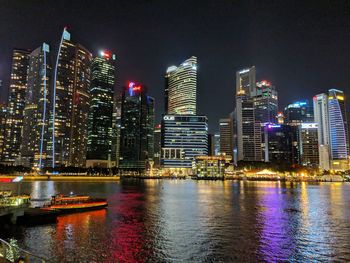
[1,1,350,132]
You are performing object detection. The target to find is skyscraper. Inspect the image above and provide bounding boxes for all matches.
[20,43,51,168]
[236,66,256,97]
[299,123,319,167]
[254,80,278,123]
[119,82,154,170]
[2,49,30,164]
[86,51,116,168]
[219,118,233,157]
[328,89,349,170]
[161,115,208,170]
[284,100,314,125]
[153,124,162,167]
[165,56,197,115]
[51,28,92,168]
[235,93,262,162]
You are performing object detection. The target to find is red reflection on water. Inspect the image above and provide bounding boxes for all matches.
[110,192,151,263]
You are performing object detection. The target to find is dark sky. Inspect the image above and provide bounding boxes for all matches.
[1,0,350,132]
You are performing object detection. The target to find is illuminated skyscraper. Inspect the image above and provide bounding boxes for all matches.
[20,43,51,168]
[119,82,154,170]
[254,80,278,123]
[313,93,330,170]
[284,100,313,125]
[51,28,92,168]
[299,123,319,167]
[154,124,162,167]
[328,89,349,170]
[236,66,256,97]
[165,56,197,115]
[0,103,6,158]
[2,49,30,164]
[86,51,116,168]
[219,118,233,157]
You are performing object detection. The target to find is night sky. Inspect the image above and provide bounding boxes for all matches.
[1,0,350,132]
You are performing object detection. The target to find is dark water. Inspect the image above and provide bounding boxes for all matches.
[1,180,350,262]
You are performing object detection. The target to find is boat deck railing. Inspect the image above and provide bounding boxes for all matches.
[0,238,48,262]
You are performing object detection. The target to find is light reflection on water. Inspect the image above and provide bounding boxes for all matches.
[1,180,350,262]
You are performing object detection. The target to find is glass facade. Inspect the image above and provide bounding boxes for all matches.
[119,82,154,170]
[165,56,197,115]
[161,115,208,168]
[254,80,278,123]
[284,100,314,125]
[86,51,116,167]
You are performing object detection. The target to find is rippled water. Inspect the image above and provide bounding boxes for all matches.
[1,180,350,262]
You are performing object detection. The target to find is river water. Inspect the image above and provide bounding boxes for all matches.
[0,180,350,262]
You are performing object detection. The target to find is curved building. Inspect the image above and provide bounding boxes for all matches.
[165,56,197,115]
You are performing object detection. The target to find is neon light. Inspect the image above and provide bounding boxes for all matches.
[12,176,23,182]
[128,82,135,88]
[133,86,141,91]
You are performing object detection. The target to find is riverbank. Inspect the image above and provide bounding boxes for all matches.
[0,175,120,181]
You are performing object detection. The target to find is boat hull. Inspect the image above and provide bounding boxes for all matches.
[42,202,108,214]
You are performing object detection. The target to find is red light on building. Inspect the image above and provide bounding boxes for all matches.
[0,178,13,183]
[133,86,141,91]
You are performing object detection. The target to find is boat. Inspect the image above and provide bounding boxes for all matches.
[41,194,108,213]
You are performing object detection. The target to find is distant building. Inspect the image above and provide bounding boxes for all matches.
[328,89,349,170]
[219,118,233,157]
[236,93,262,162]
[313,93,330,170]
[161,115,208,170]
[254,80,278,123]
[298,123,319,167]
[0,104,6,157]
[214,133,220,155]
[236,66,256,97]
[20,43,51,168]
[262,124,299,165]
[284,100,314,125]
[111,88,122,167]
[165,56,197,115]
[154,124,162,167]
[86,51,116,168]
[207,133,215,156]
[2,48,31,164]
[51,28,92,168]
[194,155,232,179]
[119,82,154,170]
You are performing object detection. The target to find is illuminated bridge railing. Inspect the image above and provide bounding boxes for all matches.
[0,238,47,263]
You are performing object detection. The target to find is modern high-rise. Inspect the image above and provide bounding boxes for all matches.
[86,51,116,168]
[313,93,330,170]
[154,124,162,167]
[298,123,319,167]
[284,100,314,125]
[165,56,197,115]
[262,123,299,165]
[20,43,51,168]
[328,89,349,170]
[254,80,278,123]
[236,66,256,97]
[119,82,154,170]
[161,115,208,170]
[2,49,31,164]
[214,133,220,155]
[111,88,123,167]
[0,104,6,158]
[236,93,262,162]
[51,28,92,168]
[219,118,233,157]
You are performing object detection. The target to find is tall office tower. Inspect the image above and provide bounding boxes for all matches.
[263,124,299,165]
[2,49,30,164]
[165,56,197,115]
[86,51,116,168]
[254,80,278,123]
[0,104,6,157]
[236,66,256,97]
[20,43,51,168]
[207,134,215,156]
[299,123,319,167]
[313,93,330,170]
[111,88,122,167]
[219,118,233,156]
[154,124,162,167]
[284,100,314,125]
[236,94,262,162]
[328,89,349,170]
[51,28,92,168]
[161,115,208,171]
[119,82,155,170]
